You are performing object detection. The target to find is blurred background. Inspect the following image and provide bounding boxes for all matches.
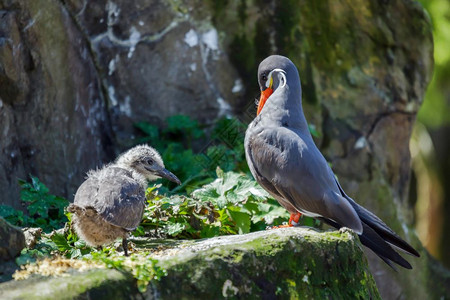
[412,0,450,269]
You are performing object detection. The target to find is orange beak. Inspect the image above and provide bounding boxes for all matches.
[257,87,273,115]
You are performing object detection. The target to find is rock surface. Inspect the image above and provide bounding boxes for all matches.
[23,227,42,249]
[0,268,138,300]
[0,227,380,299]
[0,217,25,261]
[0,0,114,207]
[0,0,446,298]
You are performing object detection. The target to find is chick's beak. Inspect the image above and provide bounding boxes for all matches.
[155,167,181,185]
[257,76,273,115]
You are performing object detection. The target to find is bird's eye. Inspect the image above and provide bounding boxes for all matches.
[262,74,268,82]
[147,158,154,165]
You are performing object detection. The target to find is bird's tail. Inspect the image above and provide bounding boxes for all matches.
[351,201,419,256]
[358,220,413,269]
[333,179,420,269]
[349,200,420,269]
[320,213,417,270]
[67,204,97,217]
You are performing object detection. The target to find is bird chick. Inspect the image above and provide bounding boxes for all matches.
[67,145,181,255]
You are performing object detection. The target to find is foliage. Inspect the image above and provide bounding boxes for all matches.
[133,115,318,232]
[139,168,290,239]
[0,176,68,232]
[10,168,291,291]
[15,235,59,266]
[15,231,165,292]
[11,168,299,291]
[134,115,320,194]
[89,250,167,292]
[134,115,247,194]
[417,0,450,128]
[15,217,166,292]
[10,114,323,290]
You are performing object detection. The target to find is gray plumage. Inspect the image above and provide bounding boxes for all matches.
[67,145,180,255]
[245,55,419,269]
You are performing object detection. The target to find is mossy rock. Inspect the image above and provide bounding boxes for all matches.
[0,227,379,299]
[0,269,139,300]
[147,227,379,299]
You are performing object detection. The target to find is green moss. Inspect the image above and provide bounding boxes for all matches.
[149,228,380,299]
[206,0,229,25]
[1,228,379,299]
[229,33,256,81]
[237,0,247,25]
[0,269,138,300]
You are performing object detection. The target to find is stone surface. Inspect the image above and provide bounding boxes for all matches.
[0,217,25,262]
[0,0,114,208]
[148,227,379,299]
[0,268,139,300]
[0,0,445,298]
[67,0,240,144]
[0,217,24,282]
[0,227,380,299]
[23,227,42,249]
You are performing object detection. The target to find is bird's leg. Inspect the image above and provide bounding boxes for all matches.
[289,212,302,227]
[122,238,129,256]
[267,212,302,229]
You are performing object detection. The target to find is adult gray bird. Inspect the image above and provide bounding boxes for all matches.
[67,145,180,255]
[245,55,420,269]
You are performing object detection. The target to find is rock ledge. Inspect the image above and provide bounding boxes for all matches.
[0,227,380,299]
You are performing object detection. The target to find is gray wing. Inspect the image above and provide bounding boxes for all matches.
[245,124,362,234]
[73,167,146,231]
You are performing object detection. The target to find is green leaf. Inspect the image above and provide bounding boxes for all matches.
[227,207,251,234]
[134,122,160,139]
[51,233,71,252]
[133,226,146,237]
[165,115,202,135]
[166,223,186,236]
[16,253,36,266]
[16,176,68,231]
[200,224,220,238]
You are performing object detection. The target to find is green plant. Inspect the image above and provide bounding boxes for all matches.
[15,232,165,293]
[138,168,290,239]
[134,115,248,194]
[133,115,320,232]
[15,234,59,266]
[0,176,68,232]
[89,250,167,292]
[11,114,323,292]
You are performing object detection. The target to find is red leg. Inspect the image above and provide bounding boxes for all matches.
[289,212,302,226]
[267,212,302,229]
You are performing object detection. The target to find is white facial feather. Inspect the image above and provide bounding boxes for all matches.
[267,68,287,89]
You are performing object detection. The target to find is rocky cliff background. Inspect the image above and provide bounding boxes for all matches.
[1,0,447,298]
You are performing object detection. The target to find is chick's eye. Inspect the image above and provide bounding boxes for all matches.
[147,158,154,165]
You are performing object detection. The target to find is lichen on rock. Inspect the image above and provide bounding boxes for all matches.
[146,227,380,299]
[0,227,380,299]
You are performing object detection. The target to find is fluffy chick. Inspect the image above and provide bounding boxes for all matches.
[67,145,180,255]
